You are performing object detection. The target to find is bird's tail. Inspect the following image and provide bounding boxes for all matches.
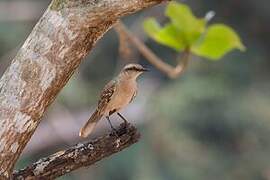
[79,110,103,138]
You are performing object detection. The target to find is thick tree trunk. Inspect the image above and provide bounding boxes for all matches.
[0,0,165,178]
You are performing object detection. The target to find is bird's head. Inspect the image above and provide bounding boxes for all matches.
[120,63,148,80]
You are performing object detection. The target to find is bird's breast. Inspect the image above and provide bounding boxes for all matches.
[107,80,137,112]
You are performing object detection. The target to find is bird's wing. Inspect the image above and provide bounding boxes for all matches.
[79,80,116,138]
[129,90,137,103]
[97,79,117,113]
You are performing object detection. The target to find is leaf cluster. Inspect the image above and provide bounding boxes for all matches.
[143,1,245,60]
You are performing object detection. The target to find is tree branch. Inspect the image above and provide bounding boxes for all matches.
[114,21,191,79]
[0,0,166,178]
[12,123,139,179]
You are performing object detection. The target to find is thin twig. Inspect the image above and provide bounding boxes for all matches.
[115,25,134,61]
[114,21,191,78]
[12,123,140,179]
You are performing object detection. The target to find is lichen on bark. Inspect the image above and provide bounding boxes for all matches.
[50,0,68,11]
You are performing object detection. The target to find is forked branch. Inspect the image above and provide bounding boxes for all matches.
[114,21,191,78]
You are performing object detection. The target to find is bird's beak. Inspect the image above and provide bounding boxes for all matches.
[141,67,149,72]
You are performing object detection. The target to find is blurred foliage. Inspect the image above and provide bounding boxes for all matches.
[143,1,245,60]
[143,74,270,180]
[191,24,245,60]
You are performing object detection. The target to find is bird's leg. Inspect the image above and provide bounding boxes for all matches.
[117,112,128,127]
[106,116,118,136]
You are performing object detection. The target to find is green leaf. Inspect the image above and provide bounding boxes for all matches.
[143,18,186,51]
[191,24,246,60]
[165,1,206,45]
[143,2,245,60]
[143,18,161,38]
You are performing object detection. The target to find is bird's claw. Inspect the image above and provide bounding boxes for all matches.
[110,127,119,138]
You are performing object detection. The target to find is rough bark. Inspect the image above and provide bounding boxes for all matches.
[0,0,166,178]
[12,123,140,179]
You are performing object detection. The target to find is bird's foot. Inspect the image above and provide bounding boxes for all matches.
[106,116,119,137]
[117,112,129,128]
[110,128,119,138]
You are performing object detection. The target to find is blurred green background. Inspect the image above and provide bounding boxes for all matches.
[1,0,270,179]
